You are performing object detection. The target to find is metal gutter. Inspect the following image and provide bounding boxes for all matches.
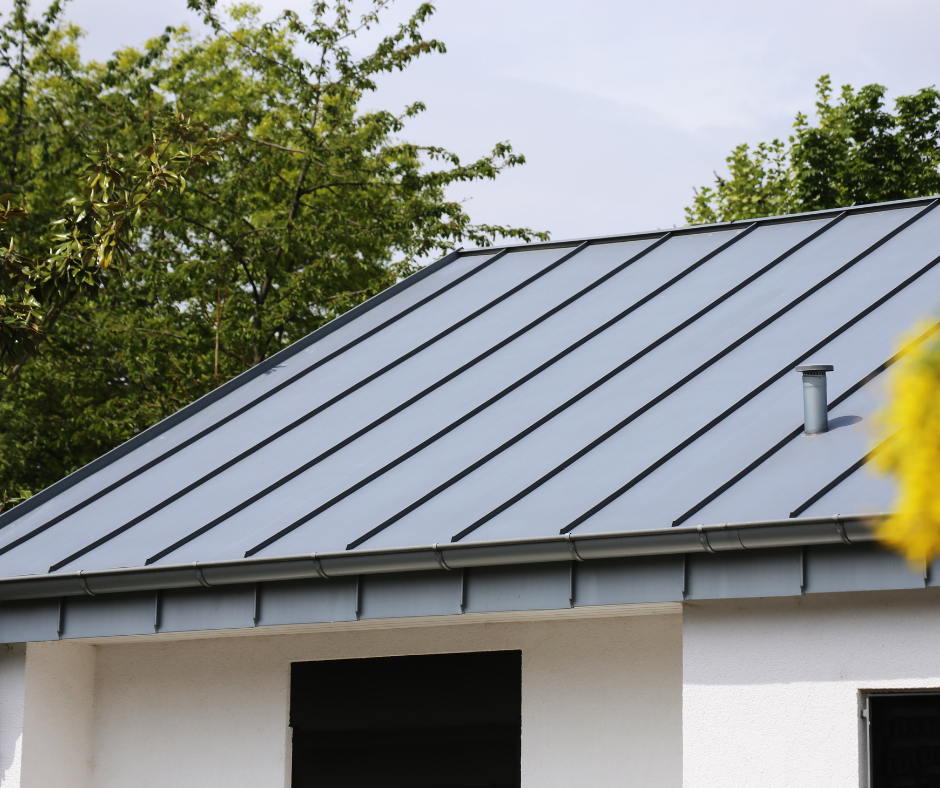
[0,515,882,602]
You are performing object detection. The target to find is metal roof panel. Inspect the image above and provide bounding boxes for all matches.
[0,199,935,582]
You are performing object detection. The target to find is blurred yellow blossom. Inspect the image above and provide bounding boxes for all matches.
[873,322,940,563]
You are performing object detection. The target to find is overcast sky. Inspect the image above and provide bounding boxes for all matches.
[5,0,940,242]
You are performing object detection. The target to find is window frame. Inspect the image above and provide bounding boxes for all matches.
[861,689,940,788]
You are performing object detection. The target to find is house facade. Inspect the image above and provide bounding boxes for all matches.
[2,197,940,787]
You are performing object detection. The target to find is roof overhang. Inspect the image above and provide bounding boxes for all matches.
[0,514,882,602]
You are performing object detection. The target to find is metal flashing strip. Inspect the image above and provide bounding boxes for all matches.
[0,515,882,603]
[45,244,585,571]
[142,236,672,566]
[243,226,754,557]
[672,321,940,527]
[561,232,940,534]
[0,247,467,531]
[44,602,686,647]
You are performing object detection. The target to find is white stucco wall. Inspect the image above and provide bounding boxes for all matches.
[683,589,940,788]
[0,645,25,788]
[20,641,96,788]
[73,611,682,788]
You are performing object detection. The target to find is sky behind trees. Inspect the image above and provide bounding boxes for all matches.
[4,0,940,240]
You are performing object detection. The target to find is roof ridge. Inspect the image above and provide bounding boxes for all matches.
[461,195,940,256]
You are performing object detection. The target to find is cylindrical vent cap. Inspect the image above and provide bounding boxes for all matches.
[796,365,833,435]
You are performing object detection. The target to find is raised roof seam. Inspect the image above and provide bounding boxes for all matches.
[788,439,891,519]
[4,196,934,584]
[450,217,866,542]
[5,196,935,548]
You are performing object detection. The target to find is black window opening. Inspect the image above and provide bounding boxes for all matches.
[869,692,940,788]
[290,650,522,788]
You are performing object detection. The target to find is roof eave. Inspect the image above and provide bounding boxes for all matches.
[0,514,884,602]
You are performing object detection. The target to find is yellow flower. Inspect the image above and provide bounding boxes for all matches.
[873,322,940,563]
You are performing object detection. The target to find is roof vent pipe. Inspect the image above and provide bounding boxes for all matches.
[796,365,834,435]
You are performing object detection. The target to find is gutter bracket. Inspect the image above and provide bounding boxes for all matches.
[697,525,717,553]
[432,544,451,571]
[564,534,584,562]
[78,571,95,597]
[194,565,212,587]
[311,554,329,579]
[835,517,852,545]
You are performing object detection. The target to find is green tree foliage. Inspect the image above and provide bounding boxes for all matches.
[0,0,546,505]
[686,76,940,225]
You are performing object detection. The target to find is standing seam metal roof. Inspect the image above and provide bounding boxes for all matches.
[2,197,939,580]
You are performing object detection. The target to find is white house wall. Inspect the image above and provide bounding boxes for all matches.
[20,641,95,788]
[20,612,682,788]
[683,588,940,788]
[0,645,25,788]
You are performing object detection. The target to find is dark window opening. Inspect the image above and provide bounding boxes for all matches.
[290,650,521,788]
[869,692,940,788]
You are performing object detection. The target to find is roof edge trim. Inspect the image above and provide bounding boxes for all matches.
[0,514,884,601]
[461,196,940,256]
[0,248,466,530]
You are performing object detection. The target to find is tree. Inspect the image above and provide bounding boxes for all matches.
[686,76,940,225]
[0,113,226,389]
[0,0,546,506]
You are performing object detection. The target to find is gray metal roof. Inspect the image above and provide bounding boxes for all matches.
[3,197,939,584]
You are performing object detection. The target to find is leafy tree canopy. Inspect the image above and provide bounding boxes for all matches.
[0,0,546,507]
[686,75,940,225]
